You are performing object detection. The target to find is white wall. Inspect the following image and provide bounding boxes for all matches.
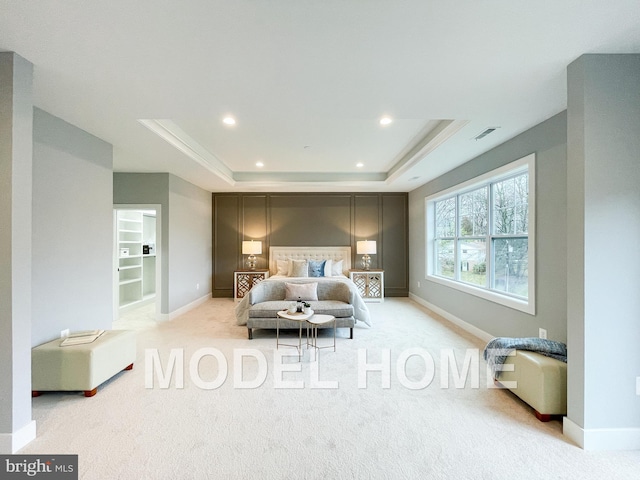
[32,108,113,346]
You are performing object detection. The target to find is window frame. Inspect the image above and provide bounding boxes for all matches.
[425,154,535,315]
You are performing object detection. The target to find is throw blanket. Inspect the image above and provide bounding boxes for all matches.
[234,276,372,326]
[483,337,567,379]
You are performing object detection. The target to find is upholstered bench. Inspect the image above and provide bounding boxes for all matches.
[247,300,355,339]
[494,350,567,421]
[243,280,357,339]
[32,330,137,397]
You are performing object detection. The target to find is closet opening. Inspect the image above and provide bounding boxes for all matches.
[113,205,161,328]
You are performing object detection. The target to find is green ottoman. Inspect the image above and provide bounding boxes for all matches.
[32,330,136,397]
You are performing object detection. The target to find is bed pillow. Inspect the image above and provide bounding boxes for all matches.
[323,259,333,277]
[331,259,344,276]
[284,282,318,301]
[308,259,326,277]
[276,259,289,276]
[289,259,308,277]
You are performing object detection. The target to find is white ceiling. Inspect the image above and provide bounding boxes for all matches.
[2,1,640,192]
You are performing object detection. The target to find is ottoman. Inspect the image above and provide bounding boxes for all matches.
[32,330,137,397]
[495,350,567,421]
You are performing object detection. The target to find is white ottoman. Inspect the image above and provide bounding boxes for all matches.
[32,330,137,397]
[495,350,567,421]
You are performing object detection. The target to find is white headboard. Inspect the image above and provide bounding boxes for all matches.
[269,246,351,276]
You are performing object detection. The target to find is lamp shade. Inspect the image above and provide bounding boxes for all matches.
[242,240,262,255]
[356,240,376,255]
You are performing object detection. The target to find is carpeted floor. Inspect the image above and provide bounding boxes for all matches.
[23,298,640,479]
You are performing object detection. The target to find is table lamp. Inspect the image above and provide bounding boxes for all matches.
[242,240,262,270]
[356,240,376,270]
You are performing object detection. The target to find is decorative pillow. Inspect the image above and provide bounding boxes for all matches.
[284,282,318,301]
[331,259,344,276]
[289,259,308,277]
[323,259,333,277]
[276,259,289,276]
[308,259,326,277]
[287,258,294,276]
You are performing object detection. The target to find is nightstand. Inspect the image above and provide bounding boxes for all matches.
[234,270,269,300]
[349,269,384,302]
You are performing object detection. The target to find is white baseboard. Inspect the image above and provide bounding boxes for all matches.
[408,293,494,343]
[158,293,211,322]
[407,293,640,452]
[0,420,36,454]
[563,417,640,451]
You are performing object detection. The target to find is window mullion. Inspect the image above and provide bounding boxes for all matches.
[455,194,460,281]
[488,182,494,290]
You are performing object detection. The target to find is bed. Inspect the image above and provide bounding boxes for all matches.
[235,246,371,339]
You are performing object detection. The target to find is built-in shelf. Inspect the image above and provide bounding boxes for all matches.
[117,210,157,311]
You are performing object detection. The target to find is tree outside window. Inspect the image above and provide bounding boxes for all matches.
[432,171,529,300]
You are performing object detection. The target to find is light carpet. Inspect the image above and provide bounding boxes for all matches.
[23,298,640,479]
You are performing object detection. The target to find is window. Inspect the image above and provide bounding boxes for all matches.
[426,154,535,314]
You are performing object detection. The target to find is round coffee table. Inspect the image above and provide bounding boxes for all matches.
[276,309,314,360]
[306,314,336,358]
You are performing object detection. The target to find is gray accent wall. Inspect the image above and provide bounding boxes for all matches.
[212,193,409,298]
[114,173,212,314]
[32,108,114,347]
[408,111,568,341]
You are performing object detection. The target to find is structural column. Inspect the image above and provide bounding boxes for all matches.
[565,54,640,450]
[0,52,35,453]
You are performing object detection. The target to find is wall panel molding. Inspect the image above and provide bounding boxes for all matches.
[212,192,408,297]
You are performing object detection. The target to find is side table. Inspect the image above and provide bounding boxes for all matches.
[349,269,384,302]
[276,309,314,361]
[234,269,269,301]
[306,314,336,359]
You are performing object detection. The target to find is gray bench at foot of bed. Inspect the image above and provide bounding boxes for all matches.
[247,300,355,340]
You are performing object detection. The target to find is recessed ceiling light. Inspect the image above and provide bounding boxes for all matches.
[379,116,392,126]
[356,162,364,168]
[256,161,264,168]
[223,116,236,126]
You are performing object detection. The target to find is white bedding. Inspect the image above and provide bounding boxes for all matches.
[268,274,348,279]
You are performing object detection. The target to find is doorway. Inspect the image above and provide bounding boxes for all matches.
[113,205,162,328]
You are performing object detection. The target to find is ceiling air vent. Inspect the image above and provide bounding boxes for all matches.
[474,127,499,141]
